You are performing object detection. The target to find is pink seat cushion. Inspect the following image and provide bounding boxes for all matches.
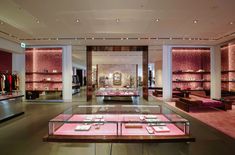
[191,96,223,107]
[200,99,223,107]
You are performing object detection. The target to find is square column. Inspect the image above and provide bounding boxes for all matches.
[210,46,221,99]
[12,53,25,99]
[62,46,72,102]
[162,45,172,101]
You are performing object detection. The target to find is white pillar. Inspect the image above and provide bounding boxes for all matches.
[162,45,172,101]
[62,46,72,102]
[12,53,25,99]
[210,46,221,99]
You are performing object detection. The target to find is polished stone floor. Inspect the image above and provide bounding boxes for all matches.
[0,90,235,155]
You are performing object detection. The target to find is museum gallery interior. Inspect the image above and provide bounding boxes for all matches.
[0,0,235,155]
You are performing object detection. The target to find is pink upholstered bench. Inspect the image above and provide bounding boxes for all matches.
[176,96,232,112]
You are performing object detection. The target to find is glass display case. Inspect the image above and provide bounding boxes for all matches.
[43,105,195,143]
[96,88,140,103]
[0,91,24,122]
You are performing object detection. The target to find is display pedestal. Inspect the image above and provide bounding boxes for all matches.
[0,94,24,123]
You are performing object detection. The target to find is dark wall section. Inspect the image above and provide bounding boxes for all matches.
[0,50,12,72]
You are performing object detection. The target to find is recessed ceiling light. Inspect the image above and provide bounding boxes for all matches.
[116,18,120,23]
[193,20,198,24]
[155,18,160,22]
[76,19,80,23]
[36,20,40,23]
[126,38,129,40]
[230,21,233,25]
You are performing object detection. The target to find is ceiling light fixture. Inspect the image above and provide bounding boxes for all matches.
[36,20,40,23]
[155,18,160,22]
[76,19,80,23]
[193,20,198,24]
[92,37,95,40]
[116,18,120,23]
[121,38,123,40]
[126,38,129,40]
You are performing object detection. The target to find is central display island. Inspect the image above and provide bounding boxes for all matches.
[96,88,140,103]
[43,105,195,143]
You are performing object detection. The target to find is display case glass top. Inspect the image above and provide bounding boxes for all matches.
[44,105,194,143]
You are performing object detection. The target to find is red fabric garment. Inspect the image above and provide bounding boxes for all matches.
[8,74,12,92]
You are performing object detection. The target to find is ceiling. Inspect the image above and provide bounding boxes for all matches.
[1,0,234,67]
[0,0,235,46]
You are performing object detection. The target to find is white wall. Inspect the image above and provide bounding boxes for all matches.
[0,37,23,53]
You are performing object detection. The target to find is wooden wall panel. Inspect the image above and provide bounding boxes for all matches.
[142,47,149,100]
[86,46,148,101]
[86,49,92,101]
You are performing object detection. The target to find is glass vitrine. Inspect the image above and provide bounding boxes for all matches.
[44,105,194,143]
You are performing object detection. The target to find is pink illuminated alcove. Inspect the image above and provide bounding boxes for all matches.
[25,48,62,93]
[172,48,211,92]
[221,43,235,94]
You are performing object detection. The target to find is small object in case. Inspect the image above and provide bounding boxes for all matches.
[94,124,100,129]
[145,115,157,119]
[125,123,143,128]
[86,116,93,120]
[156,123,166,126]
[139,115,145,120]
[95,115,103,119]
[75,125,91,131]
[146,126,154,134]
[145,118,160,122]
[153,126,170,132]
